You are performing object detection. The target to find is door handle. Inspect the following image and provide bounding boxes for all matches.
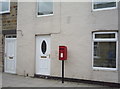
[46,54,50,58]
[49,54,50,58]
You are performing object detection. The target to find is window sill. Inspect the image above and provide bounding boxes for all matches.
[37,14,54,18]
[93,67,118,72]
[0,11,10,15]
[92,7,117,12]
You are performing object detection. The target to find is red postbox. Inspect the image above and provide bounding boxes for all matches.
[59,46,67,60]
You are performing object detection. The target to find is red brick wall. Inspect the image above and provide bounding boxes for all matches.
[2,2,17,30]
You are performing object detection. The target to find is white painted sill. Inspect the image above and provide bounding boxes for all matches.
[93,67,118,72]
[0,11,10,14]
[92,7,117,12]
[37,14,54,18]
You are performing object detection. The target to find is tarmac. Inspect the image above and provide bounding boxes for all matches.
[1,72,109,87]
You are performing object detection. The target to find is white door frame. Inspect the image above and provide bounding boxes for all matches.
[4,35,16,74]
[35,35,51,75]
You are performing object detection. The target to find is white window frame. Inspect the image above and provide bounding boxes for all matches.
[92,32,118,71]
[92,0,118,11]
[0,0,10,14]
[36,0,54,17]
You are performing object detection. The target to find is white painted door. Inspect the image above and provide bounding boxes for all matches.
[5,37,16,74]
[36,36,51,75]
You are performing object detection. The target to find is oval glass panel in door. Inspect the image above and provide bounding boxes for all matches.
[41,40,47,54]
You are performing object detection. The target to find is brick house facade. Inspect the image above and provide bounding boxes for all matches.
[0,2,17,72]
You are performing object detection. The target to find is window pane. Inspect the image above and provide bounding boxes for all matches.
[41,40,47,54]
[0,0,9,13]
[94,42,116,68]
[95,33,115,39]
[38,0,53,15]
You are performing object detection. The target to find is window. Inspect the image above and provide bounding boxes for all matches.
[92,0,117,11]
[0,0,10,14]
[93,32,118,70]
[37,0,53,16]
[41,40,47,54]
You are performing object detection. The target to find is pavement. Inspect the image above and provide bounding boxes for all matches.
[2,73,109,87]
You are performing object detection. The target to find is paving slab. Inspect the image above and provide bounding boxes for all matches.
[2,73,109,87]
